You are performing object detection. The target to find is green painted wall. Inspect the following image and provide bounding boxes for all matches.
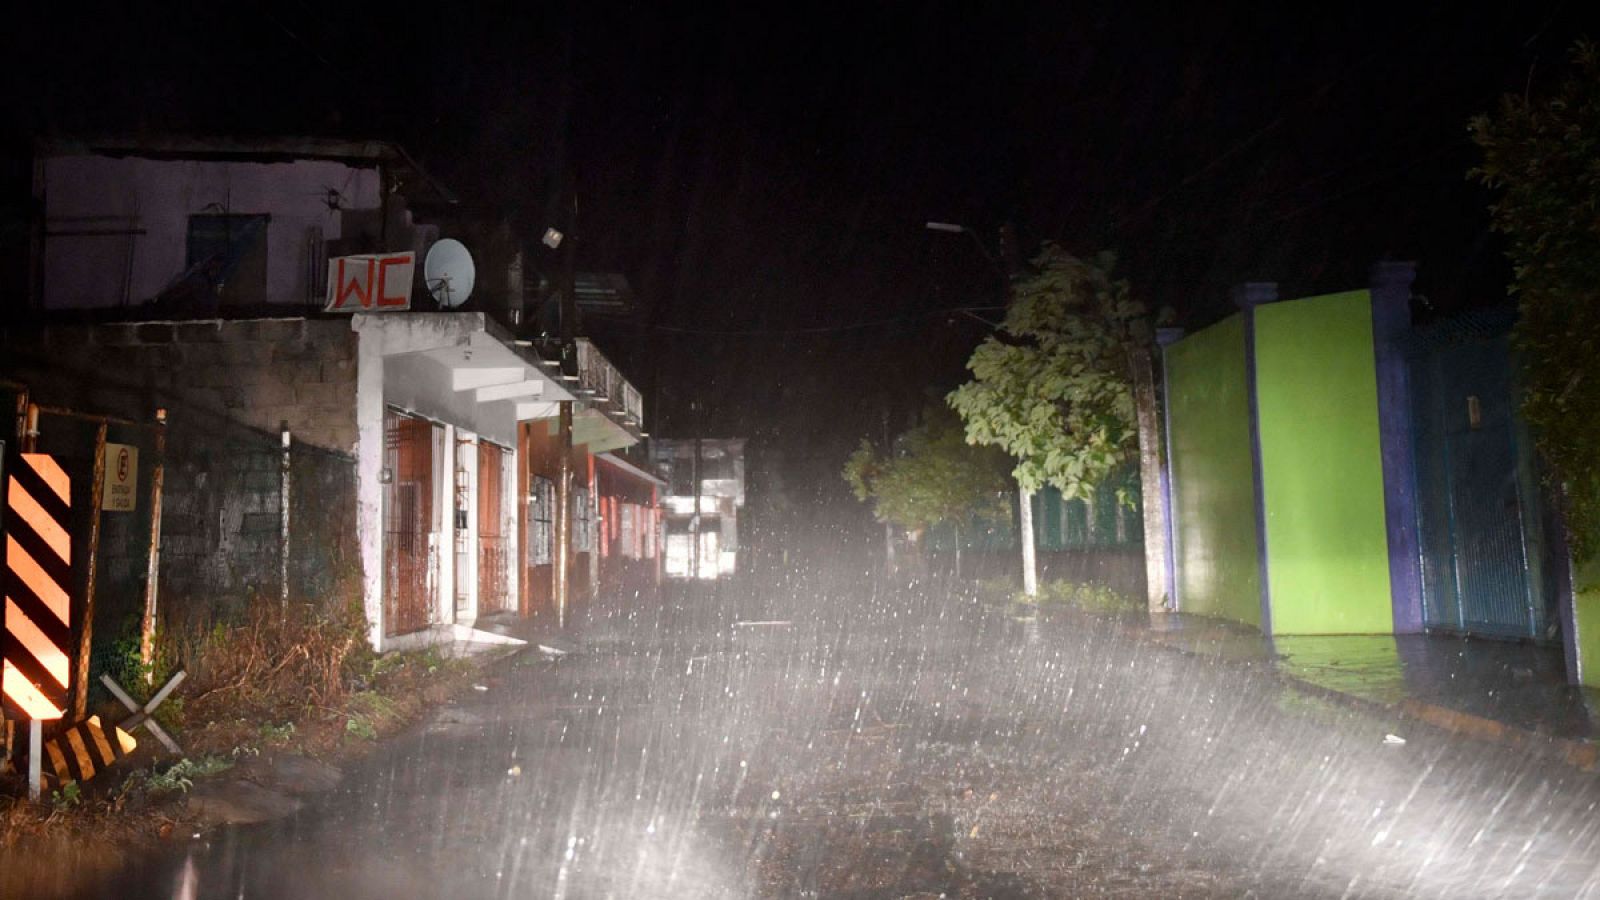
[1576,558,1600,688]
[1165,315,1261,627]
[1254,291,1393,634]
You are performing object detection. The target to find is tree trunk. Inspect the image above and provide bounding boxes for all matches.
[1019,484,1038,598]
[885,522,896,579]
[953,522,963,582]
[907,527,927,583]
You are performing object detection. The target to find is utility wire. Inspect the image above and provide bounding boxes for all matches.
[596,305,1007,337]
[1115,1,1465,232]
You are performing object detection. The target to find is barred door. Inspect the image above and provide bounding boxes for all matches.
[384,411,434,635]
[1411,323,1547,640]
[478,442,510,614]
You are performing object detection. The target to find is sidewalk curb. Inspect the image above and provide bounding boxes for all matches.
[1395,698,1599,773]
[1092,614,1600,775]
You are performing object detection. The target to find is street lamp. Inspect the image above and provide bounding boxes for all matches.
[925,219,1040,600]
[926,220,1010,326]
[925,221,1002,270]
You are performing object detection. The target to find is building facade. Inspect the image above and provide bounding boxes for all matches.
[4,136,655,652]
[650,438,745,579]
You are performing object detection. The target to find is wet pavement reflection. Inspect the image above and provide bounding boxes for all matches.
[71,570,1600,898]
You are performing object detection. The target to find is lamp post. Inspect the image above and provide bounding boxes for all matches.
[926,220,1039,599]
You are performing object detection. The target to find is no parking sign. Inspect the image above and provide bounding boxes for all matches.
[103,443,138,512]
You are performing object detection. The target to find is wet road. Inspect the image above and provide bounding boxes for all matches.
[88,574,1600,897]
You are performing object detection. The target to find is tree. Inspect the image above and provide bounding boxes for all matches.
[843,402,1012,579]
[1471,40,1600,561]
[948,244,1148,595]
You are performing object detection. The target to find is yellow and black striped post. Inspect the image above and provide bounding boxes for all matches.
[3,452,74,722]
[43,714,136,787]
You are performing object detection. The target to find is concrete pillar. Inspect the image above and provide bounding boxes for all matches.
[555,401,573,627]
[588,456,600,596]
[460,435,481,625]
[1155,326,1186,612]
[1369,261,1423,634]
[438,424,456,627]
[504,442,520,618]
[353,329,387,651]
[1131,341,1171,617]
[1233,282,1279,635]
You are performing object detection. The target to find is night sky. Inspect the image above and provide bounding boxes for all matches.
[4,2,1597,522]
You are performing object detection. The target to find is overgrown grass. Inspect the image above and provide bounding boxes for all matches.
[976,575,1021,605]
[0,594,495,885]
[181,595,368,724]
[344,689,403,742]
[1023,579,1140,616]
[977,574,1139,615]
[258,721,296,744]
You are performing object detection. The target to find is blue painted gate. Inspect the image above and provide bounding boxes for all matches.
[1408,312,1552,641]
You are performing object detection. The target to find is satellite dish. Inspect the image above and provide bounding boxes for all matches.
[424,239,476,308]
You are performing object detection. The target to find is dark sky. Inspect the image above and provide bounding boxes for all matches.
[4,2,1597,514]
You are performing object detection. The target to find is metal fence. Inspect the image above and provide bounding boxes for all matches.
[1405,309,1555,641]
[928,467,1145,555]
[1,381,360,724]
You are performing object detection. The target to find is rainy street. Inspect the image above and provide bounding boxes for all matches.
[10,6,1600,900]
[84,549,1600,900]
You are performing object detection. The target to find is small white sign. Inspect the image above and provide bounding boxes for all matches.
[324,252,415,313]
[103,443,138,512]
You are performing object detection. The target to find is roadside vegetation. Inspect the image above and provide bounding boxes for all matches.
[844,400,1013,578]
[0,592,489,874]
[976,574,1140,617]
[1471,39,1600,562]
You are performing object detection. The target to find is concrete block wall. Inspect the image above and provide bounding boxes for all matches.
[54,319,361,454]
[159,428,285,626]
[1,318,362,634]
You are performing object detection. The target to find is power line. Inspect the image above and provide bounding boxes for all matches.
[600,305,1007,337]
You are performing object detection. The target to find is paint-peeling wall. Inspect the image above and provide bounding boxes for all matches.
[40,156,380,310]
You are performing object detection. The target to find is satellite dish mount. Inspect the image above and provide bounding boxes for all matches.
[424,239,477,309]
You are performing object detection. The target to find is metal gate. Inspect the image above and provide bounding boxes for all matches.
[1408,313,1550,640]
[478,442,510,614]
[383,410,434,636]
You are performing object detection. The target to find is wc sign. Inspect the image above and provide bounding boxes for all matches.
[103,443,138,512]
[324,252,415,312]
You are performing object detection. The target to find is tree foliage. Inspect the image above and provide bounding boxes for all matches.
[1471,40,1600,560]
[947,244,1147,498]
[842,403,1011,533]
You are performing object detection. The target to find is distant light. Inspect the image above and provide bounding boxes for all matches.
[925,221,965,233]
[542,228,564,249]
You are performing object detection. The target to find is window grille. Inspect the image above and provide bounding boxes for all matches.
[528,476,554,565]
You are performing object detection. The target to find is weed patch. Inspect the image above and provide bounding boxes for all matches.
[132,755,236,796]
[182,596,367,724]
[1027,580,1139,616]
